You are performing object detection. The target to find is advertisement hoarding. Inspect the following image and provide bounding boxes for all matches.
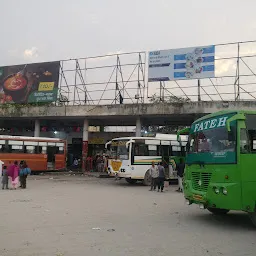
[0,61,60,104]
[148,45,215,82]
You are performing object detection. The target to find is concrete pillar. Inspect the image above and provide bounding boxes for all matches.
[34,120,40,137]
[83,119,89,141]
[136,117,142,137]
[82,119,89,171]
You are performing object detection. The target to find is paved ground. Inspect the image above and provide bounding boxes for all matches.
[0,175,255,256]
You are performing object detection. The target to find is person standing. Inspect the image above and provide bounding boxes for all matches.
[2,166,8,190]
[176,158,185,192]
[157,162,165,192]
[73,158,79,169]
[8,161,19,189]
[149,161,158,191]
[19,161,31,189]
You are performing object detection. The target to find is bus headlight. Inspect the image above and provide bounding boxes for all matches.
[213,187,220,194]
[222,187,228,195]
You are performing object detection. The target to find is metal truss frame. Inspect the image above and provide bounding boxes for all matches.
[57,52,146,105]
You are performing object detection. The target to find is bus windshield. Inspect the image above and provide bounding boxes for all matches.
[110,140,129,160]
[187,114,237,164]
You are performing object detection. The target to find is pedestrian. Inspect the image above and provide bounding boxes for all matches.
[8,161,19,189]
[103,154,108,173]
[19,161,31,189]
[176,158,185,192]
[157,162,165,192]
[100,156,104,173]
[149,161,158,191]
[96,155,102,172]
[2,166,8,190]
[73,158,79,169]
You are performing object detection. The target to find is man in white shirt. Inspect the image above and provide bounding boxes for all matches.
[149,161,159,191]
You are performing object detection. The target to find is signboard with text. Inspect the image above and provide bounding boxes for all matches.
[0,61,60,104]
[148,45,215,82]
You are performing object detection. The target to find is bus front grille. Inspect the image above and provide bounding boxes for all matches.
[191,172,212,192]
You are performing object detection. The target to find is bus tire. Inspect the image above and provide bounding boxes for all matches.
[248,213,256,227]
[207,207,230,215]
[125,178,137,184]
[143,170,151,186]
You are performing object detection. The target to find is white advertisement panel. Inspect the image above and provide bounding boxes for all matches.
[148,45,215,82]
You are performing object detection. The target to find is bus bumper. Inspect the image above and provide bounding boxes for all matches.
[183,180,243,211]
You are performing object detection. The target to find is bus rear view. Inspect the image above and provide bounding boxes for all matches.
[183,111,256,226]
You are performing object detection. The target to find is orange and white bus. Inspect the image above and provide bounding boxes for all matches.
[0,135,67,172]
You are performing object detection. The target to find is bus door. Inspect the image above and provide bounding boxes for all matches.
[161,141,171,177]
[47,142,57,170]
[55,143,65,170]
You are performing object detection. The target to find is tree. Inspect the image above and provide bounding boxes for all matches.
[144,94,190,134]
[149,94,191,104]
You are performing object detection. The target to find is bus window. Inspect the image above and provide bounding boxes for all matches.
[25,146,36,154]
[0,145,6,152]
[56,146,64,154]
[42,146,47,154]
[148,145,160,156]
[110,140,129,160]
[240,129,249,153]
[37,142,47,154]
[8,140,24,153]
[0,140,6,152]
[247,130,256,153]
[56,143,65,154]
[134,144,148,156]
[171,146,182,157]
[24,141,38,154]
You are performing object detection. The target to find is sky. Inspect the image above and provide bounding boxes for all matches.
[1,0,255,65]
[1,0,256,102]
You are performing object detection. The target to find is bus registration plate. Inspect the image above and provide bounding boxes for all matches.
[193,194,203,201]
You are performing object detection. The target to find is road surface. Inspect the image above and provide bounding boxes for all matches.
[0,175,255,256]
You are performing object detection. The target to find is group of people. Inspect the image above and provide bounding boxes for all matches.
[2,160,31,190]
[149,158,185,192]
[72,154,108,173]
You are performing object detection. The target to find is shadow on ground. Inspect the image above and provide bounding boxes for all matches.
[188,211,255,231]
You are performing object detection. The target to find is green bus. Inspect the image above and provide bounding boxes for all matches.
[181,110,256,226]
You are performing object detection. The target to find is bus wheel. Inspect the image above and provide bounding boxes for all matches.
[207,207,230,215]
[125,178,137,184]
[249,213,256,227]
[143,170,151,186]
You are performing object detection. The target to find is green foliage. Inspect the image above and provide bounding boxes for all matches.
[149,94,191,103]
[146,94,190,134]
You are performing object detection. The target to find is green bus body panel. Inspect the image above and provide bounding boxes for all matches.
[240,154,256,211]
[184,110,256,212]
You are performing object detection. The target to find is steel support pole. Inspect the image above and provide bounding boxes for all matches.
[34,120,40,137]
[82,119,89,172]
[136,117,142,137]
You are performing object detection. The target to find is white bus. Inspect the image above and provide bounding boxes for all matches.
[106,134,188,185]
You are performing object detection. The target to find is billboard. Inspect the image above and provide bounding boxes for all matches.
[0,61,60,104]
[148,45,215,82]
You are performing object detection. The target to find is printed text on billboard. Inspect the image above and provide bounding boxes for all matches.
[148,45,215,82]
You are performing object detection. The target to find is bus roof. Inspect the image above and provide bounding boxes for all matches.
[0,135,65,142]
[112,134,187,141]
[193,110,256,123]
